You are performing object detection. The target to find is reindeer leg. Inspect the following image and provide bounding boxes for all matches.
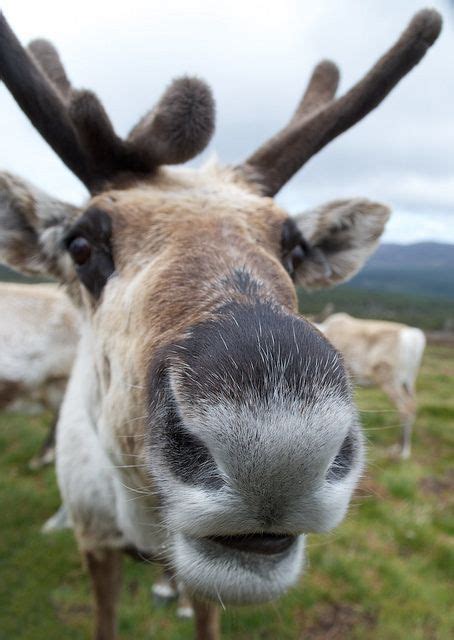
[400,415,414,460]
[394,386,416,460]
[193,599,220,640]
[381,381,416,460]
[176,582,194,619]
[85,549,123,640]
[29,414,57,470]
[152,567,178,605]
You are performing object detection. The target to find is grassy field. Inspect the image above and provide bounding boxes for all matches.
[0,345,453,639]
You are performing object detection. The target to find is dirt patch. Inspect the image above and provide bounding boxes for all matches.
[357,475,389,500]
[54,601,91,626]
[419,470,454,503]
[0,380,22,409]
[127,579,140,597]
[426,332,454,347]
[300,602,376,639]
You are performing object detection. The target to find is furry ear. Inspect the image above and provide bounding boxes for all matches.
[0,172,79,279]
[293,198,390,289]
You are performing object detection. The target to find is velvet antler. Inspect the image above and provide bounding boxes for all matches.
[0,13,215,193]
[238,9,442,197]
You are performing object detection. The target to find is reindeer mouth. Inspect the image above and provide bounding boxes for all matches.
[172,531,306,604]
[205,533,297,555]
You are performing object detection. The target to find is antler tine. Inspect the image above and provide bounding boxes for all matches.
[127,76,215,166]
[240,9,442,197]
[0,12,92,186]
[27,35,136,189]
[27,39,72,99]
[296,59,339,118]
[68,90,147,184]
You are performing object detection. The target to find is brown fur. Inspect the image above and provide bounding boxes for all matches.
[85,550,123,640]
[0,380,22,408]
[193,600,220,640]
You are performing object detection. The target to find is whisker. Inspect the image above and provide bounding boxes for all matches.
[124,415,148,424]
[117,479,154,496]
[215,585,226,611]
[105,463,149,470]
[124,488,160,502]
[117,433,147,439]
[358,409,398,414]
[363,424,400,431]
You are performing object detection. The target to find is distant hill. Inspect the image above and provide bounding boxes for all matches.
[0,264,49,284]
[349,242,454,299]
[367,242,454,269]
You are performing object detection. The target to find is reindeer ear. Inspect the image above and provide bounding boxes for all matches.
[292,198,390,289]
[0,172,79,279]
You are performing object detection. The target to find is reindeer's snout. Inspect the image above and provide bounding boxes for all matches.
[148,301,364,553]
[144,299,365,604]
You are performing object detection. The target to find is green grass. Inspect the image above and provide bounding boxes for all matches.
[0,345,453,639]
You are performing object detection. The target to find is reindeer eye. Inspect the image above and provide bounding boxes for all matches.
[64,209,115,298]
[68,236,92,265]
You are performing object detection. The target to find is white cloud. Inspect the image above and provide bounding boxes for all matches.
[383,208,454,244]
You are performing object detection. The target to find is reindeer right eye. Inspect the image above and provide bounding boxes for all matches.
[67,236,92,265]
[63,208,115,298]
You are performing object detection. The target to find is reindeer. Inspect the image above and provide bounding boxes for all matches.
[0,282,79,468]
[0,9,441,640]
[314,312,427,459]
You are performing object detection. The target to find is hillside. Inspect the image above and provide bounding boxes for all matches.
[0,264,48,284]
[349,242,454,300]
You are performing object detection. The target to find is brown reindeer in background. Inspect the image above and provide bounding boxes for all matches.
[0,10,441,640]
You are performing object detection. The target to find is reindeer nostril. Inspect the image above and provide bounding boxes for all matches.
[163,406,224,490]
[326,432,356,481]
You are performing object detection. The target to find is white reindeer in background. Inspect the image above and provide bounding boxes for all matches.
[315,312,426,459]
[0,282,79,468]
[0,9,441,640]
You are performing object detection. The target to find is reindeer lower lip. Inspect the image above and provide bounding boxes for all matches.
[205,533,297,555]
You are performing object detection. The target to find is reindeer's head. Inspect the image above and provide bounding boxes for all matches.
[0,10,441,604]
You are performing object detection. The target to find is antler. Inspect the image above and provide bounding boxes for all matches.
[293,59,340,118]
[28,39,72,98]
[0,13,215,193]
[238,9,442,197]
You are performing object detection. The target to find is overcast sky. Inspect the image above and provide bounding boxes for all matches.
[0,0,453,244]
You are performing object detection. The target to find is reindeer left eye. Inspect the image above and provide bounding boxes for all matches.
[67,236,92,265]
